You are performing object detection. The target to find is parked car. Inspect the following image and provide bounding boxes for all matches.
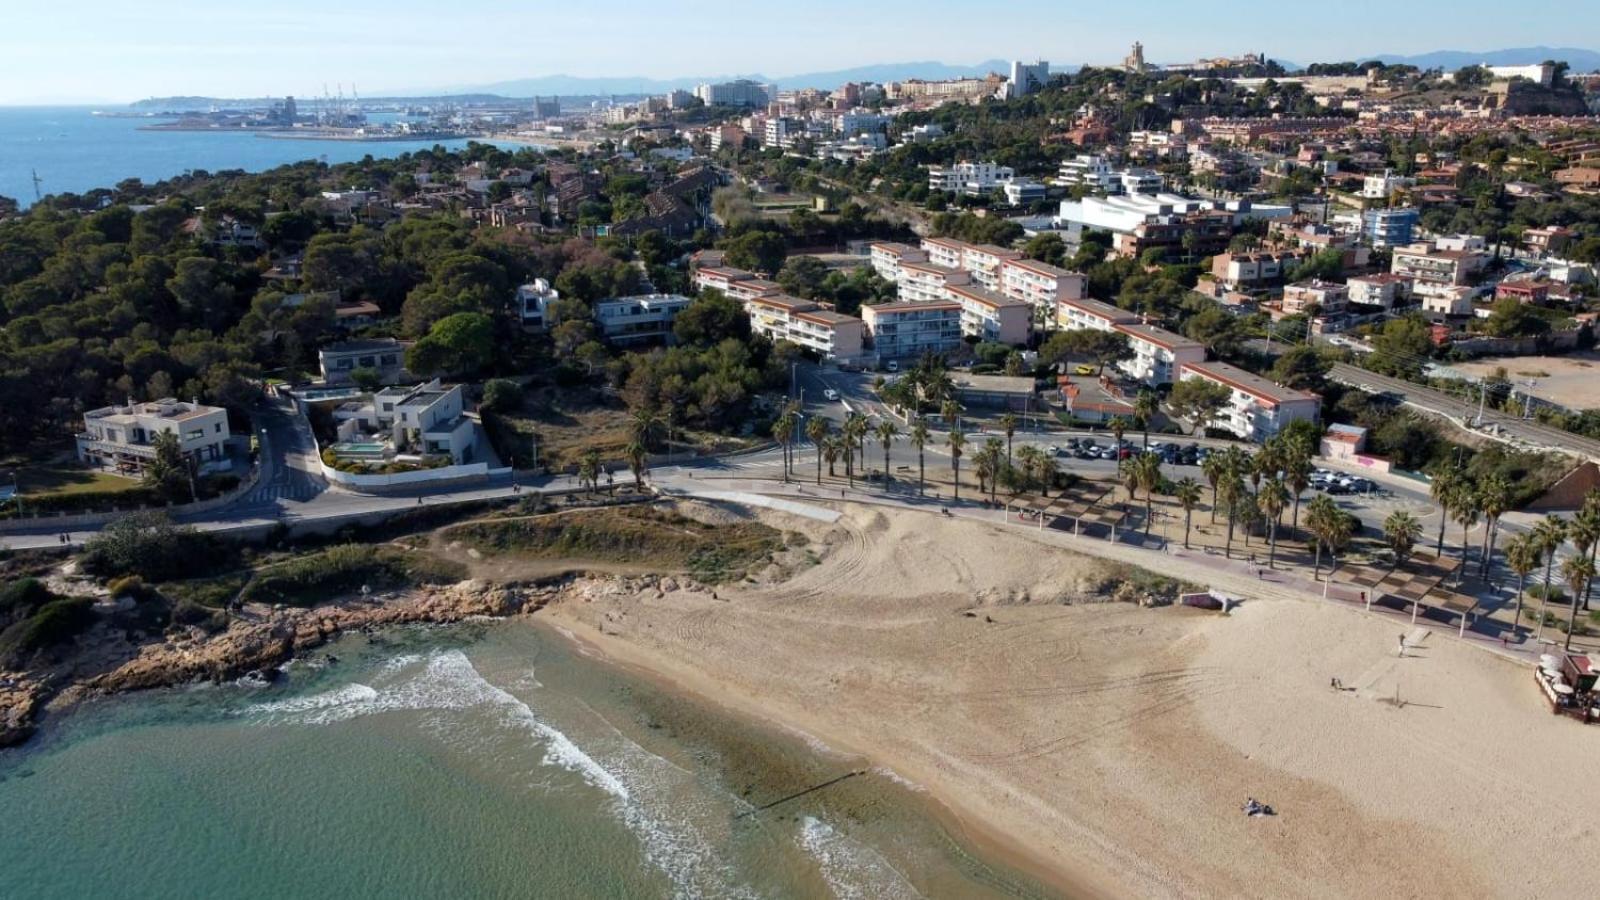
[1099,448,1118,460]
[823,389,840,401]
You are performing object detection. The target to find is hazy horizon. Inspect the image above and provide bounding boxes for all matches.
[2,0,1597,105]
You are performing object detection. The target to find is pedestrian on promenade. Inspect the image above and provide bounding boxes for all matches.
[1397,634,1405,658]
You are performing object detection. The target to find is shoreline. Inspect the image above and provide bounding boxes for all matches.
[540,611,1114,898]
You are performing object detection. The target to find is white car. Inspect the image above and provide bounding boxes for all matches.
[823,389,840,401]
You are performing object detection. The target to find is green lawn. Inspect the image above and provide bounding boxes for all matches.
[20,465,143,497]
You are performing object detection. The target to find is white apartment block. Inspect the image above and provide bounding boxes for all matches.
[1178,361,1320,443]
[693,266,755,295]
[1281,279,1349,314]
[1391,243,1486,287]
[946,284,1033,345]
[1055,295,1139,332]
[869,242,926,283]
[999,257,1088,320]
[78,399,231,477]
[1057,154,1118,191]
[1113,323,1206,386]
[1008,60,1050,98]
[1116,169,1166,195]
[594,294,694,346]
[1003,180,1048,206]
[927,161,1015,197]
[1362,169,1415,200]
[861,301,965,359]
[1345,274,1409,309]
[695,79,772,108]
[747,294,865,361]
[898,261,971,304]
[724,278,783,304]
[962,243,1024,290]
[919,236,968,271]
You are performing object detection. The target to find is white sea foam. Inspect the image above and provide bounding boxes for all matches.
[797,817,923,900]
[245,649,758,899]
[871,766,927,793]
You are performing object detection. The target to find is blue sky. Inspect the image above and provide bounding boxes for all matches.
[1,0,1593,104]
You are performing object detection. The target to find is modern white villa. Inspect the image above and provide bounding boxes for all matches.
[330,379,481,466]
[77,398,232,477]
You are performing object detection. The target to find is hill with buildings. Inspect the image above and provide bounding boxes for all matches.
[1374,46,1600,72]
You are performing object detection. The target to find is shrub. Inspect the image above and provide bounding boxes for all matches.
[1526,584,1566,604]
[481,378,524,414]
[0,597,96,667]
[238,545,466,607]
[0,578,55,622]
[80,512,238,582]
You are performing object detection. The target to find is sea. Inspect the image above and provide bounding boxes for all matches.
[0,620,1052,899]
[0,106,525,207]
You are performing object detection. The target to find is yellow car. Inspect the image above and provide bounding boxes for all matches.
[1074,364,1095,376]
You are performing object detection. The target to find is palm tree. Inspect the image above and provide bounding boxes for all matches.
[578,450,601,495]
[1201,453,1227,524]
[940,399,962,432]
[1504,533,1541,642]
[1109,416,1127,448]
[628,406,663,450]
[1218,473,1247,559]
[822,434,842,479]
[1134,389,1158,450]
[1307,493,1340,580]
[1531,516,1567,641]
[1476,475,1512,579]
[1257,476,1290,568]
[910,421,930,495]
[998,413,1018,466]
[875,419,900,489]
[1562,554,1596,651]
[842,413,868,488]
[1449,482,1480,578]
[774,407,798,482]
[624,438,648,490]
[983,437,1005,501]
[1132,451,1162,536]
[1383,510,1423,568]
[1174,477,1202,549]
[947,429,966,500]
[806,416,829,485]
[1015,444,1047,495]
[1571,503,1600,612]
[1282,447,1312,539]
[1429,468,1459,555]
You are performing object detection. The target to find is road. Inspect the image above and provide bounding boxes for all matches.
[1329,363,1600,462]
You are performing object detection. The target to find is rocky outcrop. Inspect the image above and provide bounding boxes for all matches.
[0,680,44,747]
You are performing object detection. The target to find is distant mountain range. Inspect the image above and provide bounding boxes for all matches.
[1369,46,1600,72]
[425,60,1017,98]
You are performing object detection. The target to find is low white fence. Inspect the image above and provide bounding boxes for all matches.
[320,460,511,491]
[0,463,262,535]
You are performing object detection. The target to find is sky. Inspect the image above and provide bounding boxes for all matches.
[1,0,1595,104]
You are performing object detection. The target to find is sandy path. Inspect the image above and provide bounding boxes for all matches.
[544,502,1597,898]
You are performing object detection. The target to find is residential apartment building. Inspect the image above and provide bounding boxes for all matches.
[1116,168,1166,195]
[898,261,971,303]
[695,79,772,108]
[860,301,965,359]
[1210,250,1305,292]
[927,161,1015,196]
[1362,207,1420,248]
[946,284,1032,345]
[919,236,968,271]
[999,258,1088,319]
[1055,295,1138,333]
[594,294,693,346]
[1178,361,1320,442]
[747,295,865,361]
[1114,323,1206,386]
[869,242,926,283]
[1391,242,1487,288]
[77,399,231,477]
[723,278,783,304]
[1346,273,1409,309]
[692,266,755,295]
[1007,60,1050,98]
[962,243,1024,289]
[1003,180,1048,206]
[1361,169,1415,200]
[1057,154,1118,192]
[318,338,410,386]
[1420,287,1476,317]
[1282,279,1349,314]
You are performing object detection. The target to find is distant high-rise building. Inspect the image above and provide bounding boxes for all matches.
[532,96,561,119]
[1008,60,1050,99]
[694,79,772,109]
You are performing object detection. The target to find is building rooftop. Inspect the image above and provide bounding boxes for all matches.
[947,284,1028,309]
[1181,360,1317,407]
[1058,295,1139,323]
[1114,322,1202,350]
[864,300,962,314]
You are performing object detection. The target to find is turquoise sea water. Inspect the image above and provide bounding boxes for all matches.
[0,621,1052,899]
[0,107,519,206]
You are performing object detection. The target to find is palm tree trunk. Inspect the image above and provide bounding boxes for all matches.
[953,460,960,500]
[1291,494,1302,538]
[1313,539,1323,580]
[1225,519,1235,559]
[1514,572,1527,640]
[1144,493,1153,538]
[1184,509,1192,549]
[1565,576,1586,651]
[1210,484,1218,524]
[1536,556,1555,640]
[815,450,822,485]
[918,451,925,495]
[1436,509,1447,555]
[884,446,891,488]
[1587,542,1598,612]
[1268,519,1278,568]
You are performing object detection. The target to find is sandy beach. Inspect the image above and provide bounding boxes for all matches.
[544,500,1599,898]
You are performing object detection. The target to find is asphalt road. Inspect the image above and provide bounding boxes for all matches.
[1329,362,1600,462]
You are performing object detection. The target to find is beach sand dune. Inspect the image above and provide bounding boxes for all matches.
[546,503,1594,898]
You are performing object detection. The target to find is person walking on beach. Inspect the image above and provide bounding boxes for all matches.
[1397,634,1405,658]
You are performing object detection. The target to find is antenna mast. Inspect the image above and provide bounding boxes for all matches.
[30,170,42,201]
